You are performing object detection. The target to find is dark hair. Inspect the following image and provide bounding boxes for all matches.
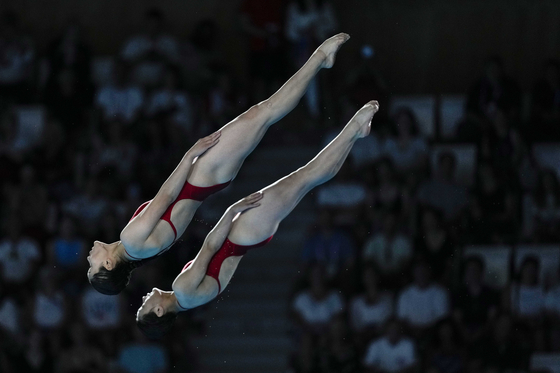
[90,259,144,295]
[393,107,420,136]
[518,255,540,286]
[137,311,178,339]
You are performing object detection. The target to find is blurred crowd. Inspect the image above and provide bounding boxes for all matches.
[0,0,559,372]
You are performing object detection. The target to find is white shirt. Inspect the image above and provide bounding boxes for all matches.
[397,284,449,327]
[317,182,367,207]
[285,2,337,41]
[81,288,120,329]
[293,290,344,325]
[363,337,416,372]
[34,292,65,328]
[0,238,40,282]
[362,234,412,274]
[511,284,545,317]
[384,137,428,172]
[350,293,393,331]
[121,35,179,62]
[95,84,144,123]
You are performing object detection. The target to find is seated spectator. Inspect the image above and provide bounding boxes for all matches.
[363,319,416,373]
[95,60,144,125]
[525,169,560,243]
[530,59,560,141]
[20,330,55,373]
[452,256,498,345]
[362,210,412,287]
[33,267,66,331]
[91,122,139,180]
[397,261,449,334]
[460,191,494,245]
[384,108,428,182]
[301,210,356,280]
[465,56,521,126]
[0,281,21,339]
[0,11,35,103]
[416,151,468,222]
[474,162,519,242]
[145,69,194,133]
[116,326,169,373]
[369,157,411,218]
[62,178,108,238]
[47,216,86,272]
[503,256,545,350]
[121,8,179,88]
[426,319,466,373]
[81,285,121,330]
[350,264,394,347]
[414,206,455,282]
[292,263,345,336]
[56,322,106,372]
[470,314,528,373]
[0,217,41,290]
[319,316,359,372]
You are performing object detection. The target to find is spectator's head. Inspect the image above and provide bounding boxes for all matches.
[376,157,396,184]
[393,107,420,138]
[144,8,164,37]
[434,319,461,348]
[136,287,178,339]
[463,256,485,287]
[518,256,540,286]
[485,56,504,82]
[437,151,457,181]
[88,240,141,295]
[362,263,380,296]
[491,107,510,135]
[308,263,328,297]
[317,210,333,233]
[545,59,560,86]
[493,313,512,342]
[420,207,443,233]
[412,261,431,288]
[385,318,403,345]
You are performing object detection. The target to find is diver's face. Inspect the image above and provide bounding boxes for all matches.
[136,288,165,320]
[87,241,110,279]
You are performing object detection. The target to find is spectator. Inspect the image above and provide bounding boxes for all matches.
[349,264,394,347]
[452,256,499,345]
[62,178,108,238]
[474,162,518,243]
[470,314,528,372]
[285,0,337,117]
[47,216,86,272]
[90,122,139,180]
[397,261,449,333]
[292,263,345,335]
[290,333,320,373]
[384,108,428,182]
[19,330,55,373]
[121,8,179,88]
[426,319,466,373]
[0,217,41,290]
[95,60,144,125]
[56,322,106,372]
[81,285,122,330]
[240,0,287,102]
[362,319,416,373]
[416,151,469,222]
[301,210,356,280]
[0,281,21,339]
[525,169,560,242]
[145,69,194,134]
[530,59,560,141]
[369,157,411,218]
[503,256,545,349]
[318,316,359,373]
[362,210,413,286]
[465,56,521,126]
[116,326,169,373]
[414,207,455,282]
[0,10,35,103]
[33,267,67,331]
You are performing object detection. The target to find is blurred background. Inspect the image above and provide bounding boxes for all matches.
[1,0,560,372]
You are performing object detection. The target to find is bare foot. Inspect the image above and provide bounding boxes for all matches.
[316,33,350,69]
[351,100,379,138]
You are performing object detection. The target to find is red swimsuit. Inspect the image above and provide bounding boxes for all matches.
[126,180,231,259]
[181,236,273,295]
